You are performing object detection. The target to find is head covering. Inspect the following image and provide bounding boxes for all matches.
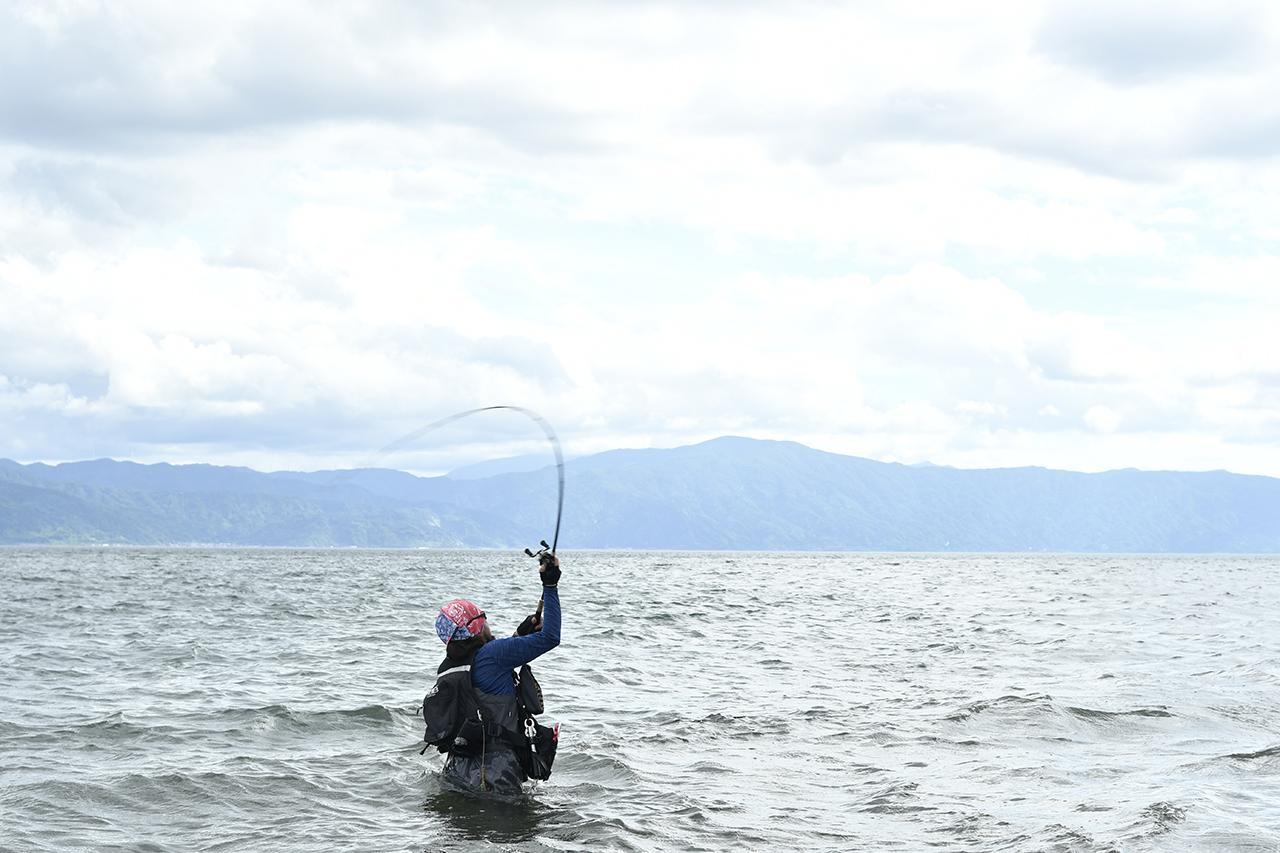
[435,598,488,645]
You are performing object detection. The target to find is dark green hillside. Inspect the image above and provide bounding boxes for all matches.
[2,438,1277,551]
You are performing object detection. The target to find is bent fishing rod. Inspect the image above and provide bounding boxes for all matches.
[348,405,564,610]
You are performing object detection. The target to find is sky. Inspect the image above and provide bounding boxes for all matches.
[2,0,1279,476]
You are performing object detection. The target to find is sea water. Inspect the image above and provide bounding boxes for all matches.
[2,549,1278,852]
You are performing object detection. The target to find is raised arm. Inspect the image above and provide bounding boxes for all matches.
[478,586,561,670]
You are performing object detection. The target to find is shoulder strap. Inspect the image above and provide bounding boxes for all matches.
[437,647,480,675]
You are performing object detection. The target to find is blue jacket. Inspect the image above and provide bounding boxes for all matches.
[471,587,560,695]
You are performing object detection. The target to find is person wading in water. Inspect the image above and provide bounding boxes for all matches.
[424,554,561,794]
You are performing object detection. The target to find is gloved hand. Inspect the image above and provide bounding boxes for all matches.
[539,553,561,587]
[516,613,542,636]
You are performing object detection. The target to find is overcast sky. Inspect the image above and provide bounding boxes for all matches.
[2,1,1279,476]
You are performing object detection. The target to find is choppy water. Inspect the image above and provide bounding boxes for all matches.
[2,549,1279,852]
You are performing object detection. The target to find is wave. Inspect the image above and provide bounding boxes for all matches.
[1015,823,1117,852]
[947,694,1175,725]
[1224,744,1280,761]
[4,704,410,751]
[945,693,1050,721]
[229,703,407,730]
[858,781,931,815]
[554,751,640,786]
[1139,800,1187,832]
[1065,705,1174,720]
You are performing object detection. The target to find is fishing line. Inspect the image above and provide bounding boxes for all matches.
[348,405,564,553]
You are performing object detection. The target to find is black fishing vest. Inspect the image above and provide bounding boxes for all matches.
[421,651,558,783]
[422,653,532,750]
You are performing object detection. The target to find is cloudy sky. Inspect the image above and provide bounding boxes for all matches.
[3,1,1279,476]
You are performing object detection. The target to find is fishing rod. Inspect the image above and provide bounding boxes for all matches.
[368,404,563,550]
[351,405,564,614]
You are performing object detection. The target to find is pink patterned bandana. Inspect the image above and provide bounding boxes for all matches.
[435,599,487,644]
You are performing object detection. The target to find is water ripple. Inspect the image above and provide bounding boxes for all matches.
[2,548,1279,851]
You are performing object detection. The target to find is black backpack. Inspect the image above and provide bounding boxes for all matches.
[422,652,484,754]
[421,654,558,780]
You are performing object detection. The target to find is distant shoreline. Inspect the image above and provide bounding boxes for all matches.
[2,544,1277,556]
[4,437,1278,552]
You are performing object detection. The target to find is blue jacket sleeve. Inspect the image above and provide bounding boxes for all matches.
[472,588,561,694]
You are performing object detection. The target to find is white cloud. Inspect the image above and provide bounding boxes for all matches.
[1035,0,1268,83]
[1084,405,1123,433]
[956,401,1008,418]
[1,1,1279,475]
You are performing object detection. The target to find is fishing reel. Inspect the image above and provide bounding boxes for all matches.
[523,539,555,568]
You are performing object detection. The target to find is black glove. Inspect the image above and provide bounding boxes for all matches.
[540,554,561,587]
[516,613,542,636]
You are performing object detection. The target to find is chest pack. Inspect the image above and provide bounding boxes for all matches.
[421,652,558,781]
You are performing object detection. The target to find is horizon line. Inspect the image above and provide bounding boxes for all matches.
[0,433,1267,482]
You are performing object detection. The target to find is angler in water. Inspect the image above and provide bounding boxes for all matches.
[422,553,562,794]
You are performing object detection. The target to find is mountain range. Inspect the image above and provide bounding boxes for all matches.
[1,437,1277,551]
